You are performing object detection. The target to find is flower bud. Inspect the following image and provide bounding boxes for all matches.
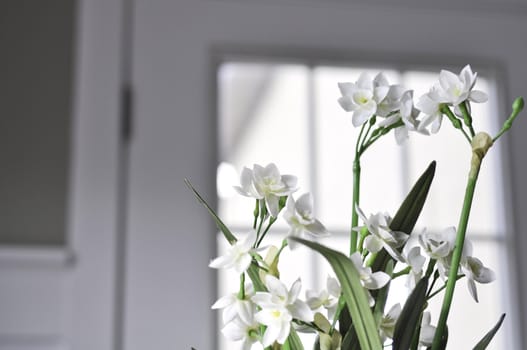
[470,132,493,177]
[513,96,524,113]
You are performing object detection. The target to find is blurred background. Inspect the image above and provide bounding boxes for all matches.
[1,0,527,349]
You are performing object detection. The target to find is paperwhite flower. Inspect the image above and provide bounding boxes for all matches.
[234,163,298,217]
[379,303,401,342]
[252,276,313,346]
[392,90,430,144]
[416,86,445,134]
[462,256,496,302]
[375,78,406,118]
[350,252,391,306]
[404,245,427,289]
[418,227,456,261]
[436,65,488,106]
[283,193,329,249]
[212,284,255,324]
[305,276,341,320]
[460,240,496,302]
[209,230,257,274]
[221,307,261,350]
[355,207,408,261]
[419,312,437,347]
[338,72,390,127]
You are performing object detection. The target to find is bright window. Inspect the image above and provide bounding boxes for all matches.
[216,61,511,349]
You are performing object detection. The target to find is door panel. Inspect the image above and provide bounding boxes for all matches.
[0,0,124,349]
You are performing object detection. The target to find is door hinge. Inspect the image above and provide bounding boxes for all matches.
[121,84,134,142]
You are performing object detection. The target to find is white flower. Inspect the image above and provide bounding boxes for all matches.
[234,163,298,217]
[355,207,408,262]
[417,227,456,261]
[209,230,256,274]
[460,240,496,302]
[416,86,445,134]
[305,276,341,320]
[338,72,390,127]
[419,312,437,347]
[393,90,430,144]
[212,284,255,324]
[252,276,313,346]
[375,79,406,118]
[379,303,401,342]
[283,193,329,249]
[350,252,391,306]
[221,307,261,350]
[462,256,496,302]
[416,65,487,134]
[436,65,488,106]
[404,245,427,289]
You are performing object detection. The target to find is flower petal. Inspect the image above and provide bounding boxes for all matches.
[364,235,383,253]
[469,90,488,103]
[363,271,390,289]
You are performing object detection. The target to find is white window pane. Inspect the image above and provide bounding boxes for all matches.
[314,66,405,230]
[426,239,508,349]
[404,72,504,236]
[217,62,311,227]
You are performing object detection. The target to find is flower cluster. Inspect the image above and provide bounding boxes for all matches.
[191,64,524,349]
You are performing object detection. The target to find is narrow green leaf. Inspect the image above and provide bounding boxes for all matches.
[246,262,267,292]
[341,326,360,350]
[184,179,237,244]
[283,328,304,350]
[371,161,436,274]
[393,277,429,350]
[391,161,436,233]
[290,237,383,350]
[185,179,267,291]
[425,327,448,350]
[338,301,352,336]
[373,260,394,326]
[472,314,506,350]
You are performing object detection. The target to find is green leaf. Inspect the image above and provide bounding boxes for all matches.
[372,260,394,326]
[184,179,237,244]
[185,179,267,291]
[371,161,436,274]
[391,161,436,233]
[393,277,428,350]
[340,326,360,350]
[246,262,267,292]
[472,314,506,350]
[290,237,383,350]
[283,328,304,350]
[338,301,352,336]
[426,327,448,350]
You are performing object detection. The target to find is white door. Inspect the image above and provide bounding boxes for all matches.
[126,1,527,349]
[0,0,124,349]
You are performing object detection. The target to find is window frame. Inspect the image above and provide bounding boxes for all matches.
[214,53,519,348]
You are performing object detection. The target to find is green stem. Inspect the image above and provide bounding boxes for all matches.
[257,217,278,247]
[459,102,476,138]
[431,158,482,350]
[238,273,246,300]
[253,200,259,230]
[493,97,524,142]
[350,157,361,255]
[440,105,472,143]
[427,275,464,300]
[392,266,411,279]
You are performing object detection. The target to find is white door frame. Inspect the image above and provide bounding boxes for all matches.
[66,0,126,349]
[0,0,127,349]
